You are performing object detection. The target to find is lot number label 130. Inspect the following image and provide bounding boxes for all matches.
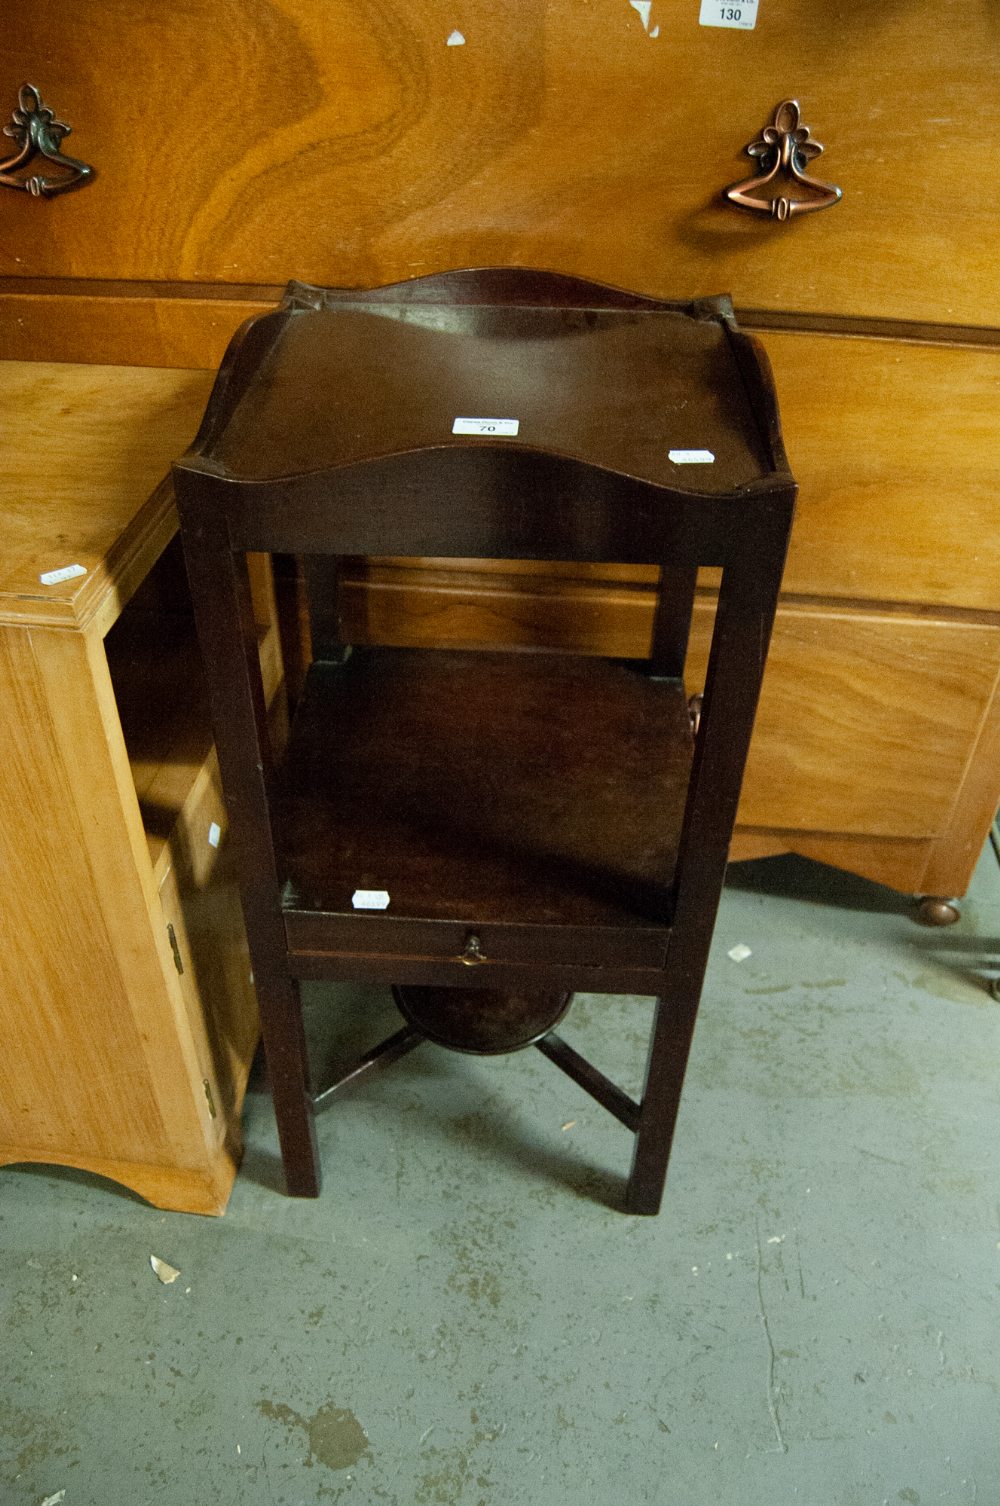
[699,0,758,29]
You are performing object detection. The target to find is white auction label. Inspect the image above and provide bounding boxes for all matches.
[668,449,716,464]
[699,0,758,29]
[352,889,391,910]
[452,417,520,437]
[39,563,88,585]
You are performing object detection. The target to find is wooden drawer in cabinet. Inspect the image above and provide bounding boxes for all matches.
[685,604,1000,841]
[759,333,1000,613]
[4,5,998,325]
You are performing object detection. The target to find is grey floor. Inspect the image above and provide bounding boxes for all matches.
[3,848,999,1506]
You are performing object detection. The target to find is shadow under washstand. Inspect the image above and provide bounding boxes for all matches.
[243,981,627,1209]
[420,1097,626,1212]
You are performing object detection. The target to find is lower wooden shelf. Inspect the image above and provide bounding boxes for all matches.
[281,648,690,925]
[278,648,690,991]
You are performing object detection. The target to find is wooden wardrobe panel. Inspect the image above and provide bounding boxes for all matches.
[685,607,1000,841]
[762,334,1000,613]
[3,2,999,323]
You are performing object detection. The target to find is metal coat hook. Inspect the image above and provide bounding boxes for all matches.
[725,99,841,221]
[0,83,95,198]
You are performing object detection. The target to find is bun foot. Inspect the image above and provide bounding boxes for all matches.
[915,895,961,927]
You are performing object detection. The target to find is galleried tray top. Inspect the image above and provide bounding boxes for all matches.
[187,270,781,496]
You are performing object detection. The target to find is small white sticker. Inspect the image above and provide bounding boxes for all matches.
[39,563,87,586]
[669,449,715,464]
[446,28,465,44]
[699,0,758,29]
[208,821,222,848]
[352,889,391,910]
[452,417,520,437]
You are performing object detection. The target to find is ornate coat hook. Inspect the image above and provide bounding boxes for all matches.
[725,99,841,221]
[0,83,95,198]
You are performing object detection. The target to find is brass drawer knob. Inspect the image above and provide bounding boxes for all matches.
[459,933,487,966]
[725,99,841,221]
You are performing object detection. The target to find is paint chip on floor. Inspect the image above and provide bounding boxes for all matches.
[41,1494,66,1506]
[150,1255,181,1285]
[728,943,752,962]
[446,29,465,45]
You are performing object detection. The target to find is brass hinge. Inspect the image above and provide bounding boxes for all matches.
[166,922,184,975]
[203,1079,218,1120]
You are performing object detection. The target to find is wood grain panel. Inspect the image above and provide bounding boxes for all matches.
[728,832,934,895]
[3,2,999,323]
[918,651,1000,898]
[763,333,1000,613]
[686,606,999,841]
[0,627,213,1165]
[0,361,213,628]
[0,630,164,1157]
[0,288,272,369]
[342,557,656,656]
[38,626,223,1161]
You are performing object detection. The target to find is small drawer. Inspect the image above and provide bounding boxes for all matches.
[284,910,669,972]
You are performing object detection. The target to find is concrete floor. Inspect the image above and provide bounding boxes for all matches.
[3,849,999,1506]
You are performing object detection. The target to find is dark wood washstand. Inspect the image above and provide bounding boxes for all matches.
[173,268,796,1214]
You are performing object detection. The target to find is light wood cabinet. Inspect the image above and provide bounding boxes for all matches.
[0,362,267,1214]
